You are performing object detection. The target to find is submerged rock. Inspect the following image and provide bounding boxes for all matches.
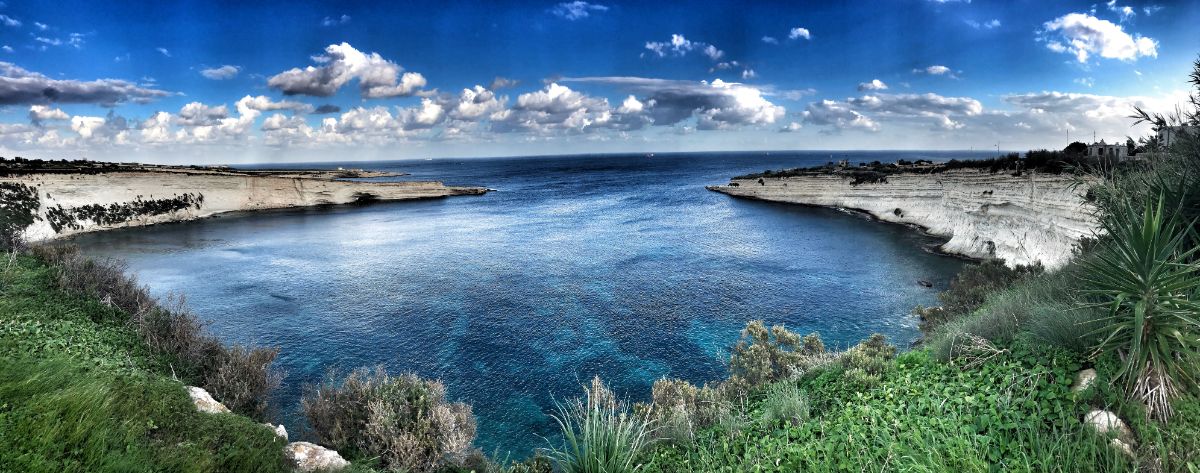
[186,386,230,414]
[284,442,350,471]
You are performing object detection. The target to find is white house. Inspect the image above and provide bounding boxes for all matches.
[1158,125,1198,148]
[1087,140,1128,161]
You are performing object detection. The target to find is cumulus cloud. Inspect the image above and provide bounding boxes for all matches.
[550,1,608,20]
[803,100,879,132]
[156,47,171,57]
[28,105,69,125]
[175,102,229,126]
[779,122,802,132]
[0,62,171,106]
[857,79,888,91]
[0,14,20,28]
[561,76,785,130]
[200,65,241,80]
[788,27,811,40]
[448,85,506,120]
[267,42,427,99]
[1040,13,1156,62]
[847,93,982,129]
[644,34,725,63]
[489,76,519,90]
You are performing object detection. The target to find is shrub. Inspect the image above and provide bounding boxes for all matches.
[759,383,809,427]
[1082,196,1200,420]
[301,366,478,472]
[1026,303,1105,354]
[547,376,655,473]
[0,182,40,249]
[26,244,281,420]
[920,259,1044,335]
[729,321,832,387]
[840,333,896,388]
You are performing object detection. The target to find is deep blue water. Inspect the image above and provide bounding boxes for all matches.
[67,151,985,455]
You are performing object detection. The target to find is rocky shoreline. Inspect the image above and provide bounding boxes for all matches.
[1,163,489,241]
[708,168,1098,269]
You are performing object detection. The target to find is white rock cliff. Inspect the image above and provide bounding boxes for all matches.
[708,169,1098,269]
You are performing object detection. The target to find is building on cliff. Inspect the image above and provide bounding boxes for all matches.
[1087,140,1129,161]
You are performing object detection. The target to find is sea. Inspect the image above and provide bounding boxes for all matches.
[67,150,990,455]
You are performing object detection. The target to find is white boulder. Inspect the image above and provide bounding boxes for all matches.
[1071,368,1098,393]
[263,423,288,441]
[284,442,350,472]
[1084,409,1135,454]
[186,386,230,414]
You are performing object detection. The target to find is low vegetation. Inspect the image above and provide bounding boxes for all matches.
[45,193,203,233]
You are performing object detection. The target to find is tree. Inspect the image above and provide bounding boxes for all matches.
[1064,141,1088,155]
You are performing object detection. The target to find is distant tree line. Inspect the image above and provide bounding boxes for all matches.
[46,193,204,233]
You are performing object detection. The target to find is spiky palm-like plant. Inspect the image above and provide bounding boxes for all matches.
[1083,196,1200,420]
[547,377,656,473]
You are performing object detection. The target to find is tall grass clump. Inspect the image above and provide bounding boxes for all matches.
[1082,195,1200,420]
[301,366,479,472]
[758,382,809,427]
[547,376,655,473]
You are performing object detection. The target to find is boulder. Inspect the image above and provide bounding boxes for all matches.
[263,423,288,442]
[1084,409,1135,451]
[1071,369,1098,393]
[284,442,349,472]
[186,386,230,414]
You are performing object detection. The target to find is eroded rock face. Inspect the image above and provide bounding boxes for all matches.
[284,442,350,472]
[186,386,231,414]
[709,169,1098,269]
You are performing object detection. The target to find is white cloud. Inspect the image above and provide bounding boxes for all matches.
[33,22,47,31]
[913,65,955,77]
[550,1,608,20]
[741,69,756,79]
[0,62,171,106]
[156,47,171,57]
[788,27,811,40]
[803,100,879,132]
[1041,13,1157,62]
[1,45,11,53]
[0,14,19,27]
[857,79,888,91]
[846,92,982,129]
[779,122,802,132]
[645,34,695,57]
[1074,77,1095,87]
[200,65,241,80]
[449,85,506,120]
[1105,0,1136,21]
[703,44,724,61]
[175,102,229,126]
[267,42,427,98]
[560,76,785,130]
[617,95,643,114]
[28,105,69,124]
[761,36,779,45]
[321,14,351,27]
[965,19,1001,29]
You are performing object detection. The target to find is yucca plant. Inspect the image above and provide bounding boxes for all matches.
[1083,195,1200,420]
[546,377,656,473]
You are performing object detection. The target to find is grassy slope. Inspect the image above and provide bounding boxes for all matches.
[641,271,1200,472]
[0,255,288,473]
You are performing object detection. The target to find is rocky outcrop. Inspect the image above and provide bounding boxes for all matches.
[1072,368,1098,393]
[187,386,231,414]
[708,169,1098,269]
[264,423,289,441]
[3,170,489,241]
[284,442,350,471]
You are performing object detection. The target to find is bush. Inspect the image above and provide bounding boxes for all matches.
[758,383,809,427]
[920,259,1044,336]
[302,366,478,472]
[1026,303,1105,354]
[547,376,655,473]
[26,244,281,420]
[729,321,832,387]
[0,182,40,249]
[840,333,896,389]
[1082,196,1200,420]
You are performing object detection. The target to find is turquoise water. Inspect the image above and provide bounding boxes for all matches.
[67,151,978,455]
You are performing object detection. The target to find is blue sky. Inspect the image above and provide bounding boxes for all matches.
[0,0,1197,163]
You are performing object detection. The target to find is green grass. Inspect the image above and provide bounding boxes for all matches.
[0,255,289,472]
[643,343,1136,472]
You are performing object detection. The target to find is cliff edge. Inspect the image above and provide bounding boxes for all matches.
[708,168,1097,269]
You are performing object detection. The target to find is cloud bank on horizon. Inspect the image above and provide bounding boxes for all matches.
[0,0,1196,163]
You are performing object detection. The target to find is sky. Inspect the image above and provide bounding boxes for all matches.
[0,0,1197,163]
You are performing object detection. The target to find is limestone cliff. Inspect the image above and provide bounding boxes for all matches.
[3,170,488,241]
[708,169,1098,269]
